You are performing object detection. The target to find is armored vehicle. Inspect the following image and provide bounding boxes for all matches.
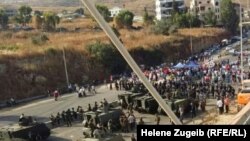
[0,123,50,141]
[83,107,122,126]
[158,99,189,115]
[133,96,159,114]
[80,127,125,141]
[117,92,144,108]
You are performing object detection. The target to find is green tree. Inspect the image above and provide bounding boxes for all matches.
[187,13,201,27]
[114,10,134,29]
[171,0,179,17]
[172,13,189,28]
[33,15,43,29]
[143,7,154,26]
[43,12,60,31]
[152,19,172,35]
[220,0,239,34]
[96,5,111,22]
[203,10,217,26]
[86,41,126,74]
[75,8,84,15]
[15,5,32,26]
[0,9,9,29]
[33,10,43,29]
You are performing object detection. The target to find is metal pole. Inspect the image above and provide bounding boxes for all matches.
[189,10,193,55]
[80,0,182,125]
[240,2,244,85]
[63,47,70,86]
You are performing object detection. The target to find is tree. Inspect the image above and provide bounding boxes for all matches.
[171,0,179,16]
[152,19,172,35]
[33,15,43,29]
[15,5,32,26]
[114,10,134,29]
[185,13,201,27]
[75,8,84,15]
[33,10,43,29]
[43,12,60,31]
[220,0,239,34]
[86,41,126,74]
[96,5,111,22]
[143,7,154,26]
[0,9,9,29]
[203,10,217,26]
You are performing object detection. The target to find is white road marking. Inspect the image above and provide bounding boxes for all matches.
[12,94,74,111]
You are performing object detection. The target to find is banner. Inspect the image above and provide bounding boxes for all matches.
[137,125,250,140]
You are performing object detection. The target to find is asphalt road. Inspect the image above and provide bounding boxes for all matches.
[0,85,124,127]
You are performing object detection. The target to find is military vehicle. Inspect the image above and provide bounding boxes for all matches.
[83,107,122,126]
[133,95,159,114]
[157,99,189,115]
[80,127,125,141]
[0,122,50,141]
[117,92,144,108]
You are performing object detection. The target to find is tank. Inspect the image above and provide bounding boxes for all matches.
[133,96,159,114]
[0,122,50,141]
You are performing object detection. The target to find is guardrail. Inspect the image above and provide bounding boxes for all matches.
[230,102,250,124]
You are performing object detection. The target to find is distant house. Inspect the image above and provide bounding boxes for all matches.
[155,0,186,20]
[109,7,122,17]
[0,6,18,17]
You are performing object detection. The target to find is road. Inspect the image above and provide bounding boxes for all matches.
[0,85,124,127]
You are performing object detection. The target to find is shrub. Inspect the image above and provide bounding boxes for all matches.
[45,47,57,56]
[31,34,49,45]
[0,44,19,51]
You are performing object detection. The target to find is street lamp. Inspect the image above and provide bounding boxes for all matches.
[238,0,244,85]
[62,47,69,86]
[236,0,243,85]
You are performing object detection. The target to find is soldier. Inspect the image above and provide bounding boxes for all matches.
[131,134,136,141]
[61,111,66,123]
[56,112,61,125]
[72,108,77,120]
[138,117,144,125]
[107,119,113,133]
[65,111,72,127]
[88,104,92,111]
[155,114,160,125]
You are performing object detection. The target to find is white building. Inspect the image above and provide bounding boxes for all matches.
[155,0,186,20]
[190,0,221,22]
[109,7,122,17]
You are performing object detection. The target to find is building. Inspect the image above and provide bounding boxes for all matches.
[155,0,186,20]
[232,3,244,20]
[190,0,244,25]
[109,7,123,17]
[0,6,18,17]
[190,0,221,22]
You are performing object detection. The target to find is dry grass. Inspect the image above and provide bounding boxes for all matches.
[0,18,229,56]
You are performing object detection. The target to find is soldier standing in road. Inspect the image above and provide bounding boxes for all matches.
[155,114,160,125]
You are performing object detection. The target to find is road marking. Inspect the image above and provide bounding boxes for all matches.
[12,94,74,111]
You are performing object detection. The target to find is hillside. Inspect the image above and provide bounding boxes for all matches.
[1,0,249,16]
[0,16,230,101]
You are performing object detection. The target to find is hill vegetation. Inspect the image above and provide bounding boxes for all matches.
[0,16,230,101]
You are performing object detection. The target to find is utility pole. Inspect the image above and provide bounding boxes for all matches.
[189,9,193,55]
[80,0,182,125]
[63,47,70,86]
